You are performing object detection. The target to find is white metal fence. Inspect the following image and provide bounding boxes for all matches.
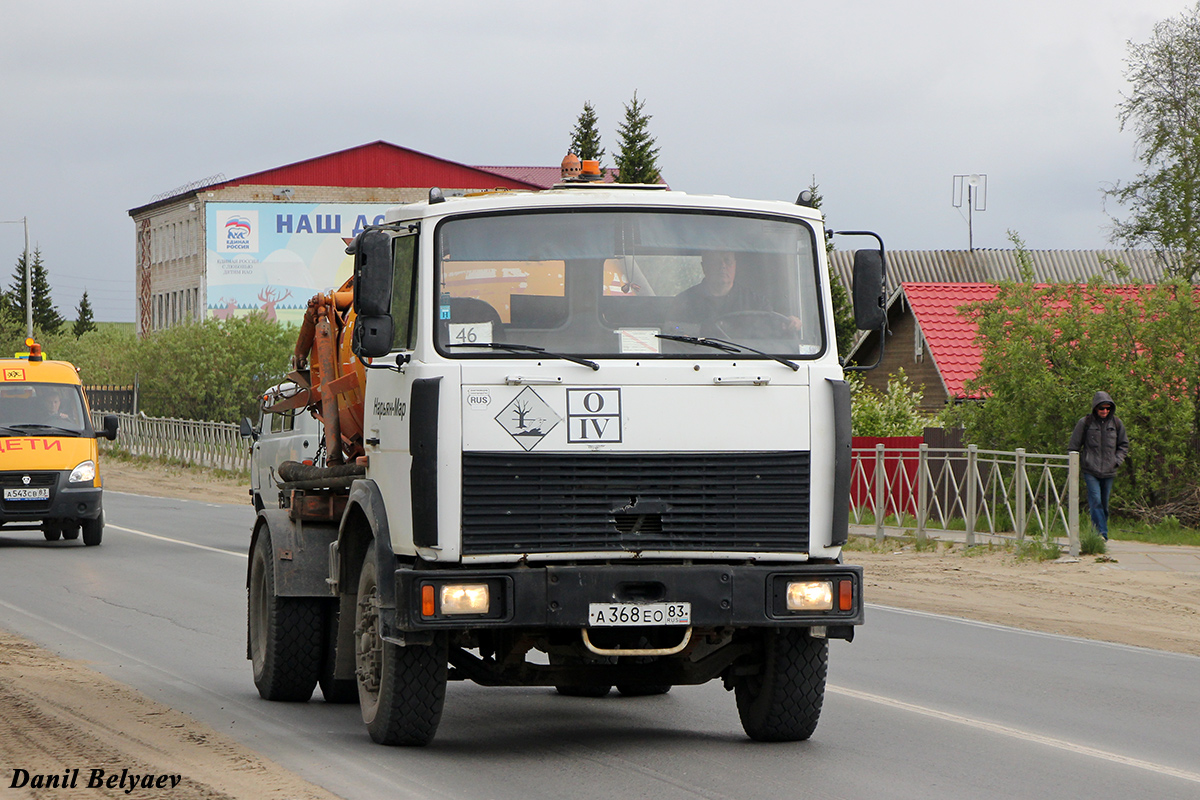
[92,411,249,473]
[90,413,1082,553]
[850,443,1081,556]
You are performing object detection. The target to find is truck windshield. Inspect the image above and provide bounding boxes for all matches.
[0,382,89,436]
[434,209,824,359]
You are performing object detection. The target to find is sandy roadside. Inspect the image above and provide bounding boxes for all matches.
[1,458,1197,799]
[98,458,1200,657]
[848,547,1200,656]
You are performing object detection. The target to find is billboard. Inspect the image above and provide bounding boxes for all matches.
[205,202,395,325]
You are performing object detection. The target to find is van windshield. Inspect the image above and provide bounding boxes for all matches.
[0,382,89,436]
[433,209,824,359]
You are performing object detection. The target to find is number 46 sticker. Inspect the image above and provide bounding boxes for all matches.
[449,322,493,346]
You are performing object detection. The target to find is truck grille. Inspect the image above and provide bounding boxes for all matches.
[460,452,810,555]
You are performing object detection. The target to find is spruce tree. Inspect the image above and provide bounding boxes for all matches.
[73,290,96,338]
[569,101,606,165]
[615,91,661,184]
[6,247,64,335]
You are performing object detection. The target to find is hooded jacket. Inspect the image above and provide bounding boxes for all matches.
[1068,391,1130,478]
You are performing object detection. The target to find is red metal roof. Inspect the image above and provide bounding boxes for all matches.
[209,141,544,192]
[903,282,1155,400]
[903,283,997,399]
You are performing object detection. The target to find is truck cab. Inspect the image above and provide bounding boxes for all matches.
[0,340,118,545]
[242,381,323,511]
[247,184,886,745]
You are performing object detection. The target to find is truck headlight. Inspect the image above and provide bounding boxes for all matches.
[786,580,833,611]
[436,583,491,615]
[69,460,96,485]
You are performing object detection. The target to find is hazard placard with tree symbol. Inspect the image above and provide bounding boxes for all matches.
[494,387,562,450]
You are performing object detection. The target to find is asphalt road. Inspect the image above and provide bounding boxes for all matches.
[1,490,1198,800]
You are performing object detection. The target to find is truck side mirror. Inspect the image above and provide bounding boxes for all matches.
[353,315,395,359]
[99,414,118,441]
[239,416,258,440]
[353,229,394,318]
[851,249,886,331]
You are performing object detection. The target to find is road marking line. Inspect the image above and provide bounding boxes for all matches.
[830,684,1200,785]
[868,603,1200,661]
[108,524,246,558]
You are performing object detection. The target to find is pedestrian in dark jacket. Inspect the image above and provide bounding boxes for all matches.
[1068,391,1129,540]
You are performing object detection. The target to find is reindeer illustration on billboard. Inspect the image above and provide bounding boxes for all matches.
[257,287,293,322]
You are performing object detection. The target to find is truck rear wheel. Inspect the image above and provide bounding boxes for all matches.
[319,601,358,704]
[43,523,62,542]
[248,533,321,701]
[355,548,447,746]
[734,628,827,742]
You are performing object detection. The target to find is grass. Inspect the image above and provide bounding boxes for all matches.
[1014,534,1062,562]
[961,541,1006,557]
[856,506,1200,550]
[1109,515,1200,547]
[99,447,248,483]
[1079,529,1107,556]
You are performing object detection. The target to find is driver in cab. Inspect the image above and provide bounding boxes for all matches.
[676,251,801,333]
[39,387,77,427]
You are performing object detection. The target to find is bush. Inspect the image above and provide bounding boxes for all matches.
[850,369,942,437]
[960,279,1200,506]
[136,315,295,422]
[9,316,296,424]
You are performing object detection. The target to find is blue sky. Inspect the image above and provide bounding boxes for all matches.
[0,0,1189,321]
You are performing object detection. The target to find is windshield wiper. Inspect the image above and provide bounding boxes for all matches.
[656,334,799,372]
[449,342,600,371]
[5,423,82,436]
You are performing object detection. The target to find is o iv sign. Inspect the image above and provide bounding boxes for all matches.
[566,388,622,443]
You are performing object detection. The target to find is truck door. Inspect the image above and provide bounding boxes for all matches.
[361,229,424,556]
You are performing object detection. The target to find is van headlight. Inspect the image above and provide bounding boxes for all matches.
[69,460,96,485]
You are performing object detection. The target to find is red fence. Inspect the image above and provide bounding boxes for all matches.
[850,436,924,518]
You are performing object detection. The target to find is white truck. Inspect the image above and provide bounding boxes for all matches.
[246,180,886,745]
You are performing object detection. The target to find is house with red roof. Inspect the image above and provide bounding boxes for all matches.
[831,249,1172,411]
[858,280,1163,412]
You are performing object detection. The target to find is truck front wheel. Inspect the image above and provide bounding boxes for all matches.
[355,548,447,746]
[734,628,827,742]
[248,533,321,701]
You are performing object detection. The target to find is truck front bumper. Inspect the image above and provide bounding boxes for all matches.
[390,562,863,638]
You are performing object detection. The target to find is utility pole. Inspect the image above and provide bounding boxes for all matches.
[1,216,32,338]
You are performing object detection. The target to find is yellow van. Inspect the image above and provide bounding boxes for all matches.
[0,339,118,546]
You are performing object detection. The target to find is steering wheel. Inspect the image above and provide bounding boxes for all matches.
[708,311,796,339]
